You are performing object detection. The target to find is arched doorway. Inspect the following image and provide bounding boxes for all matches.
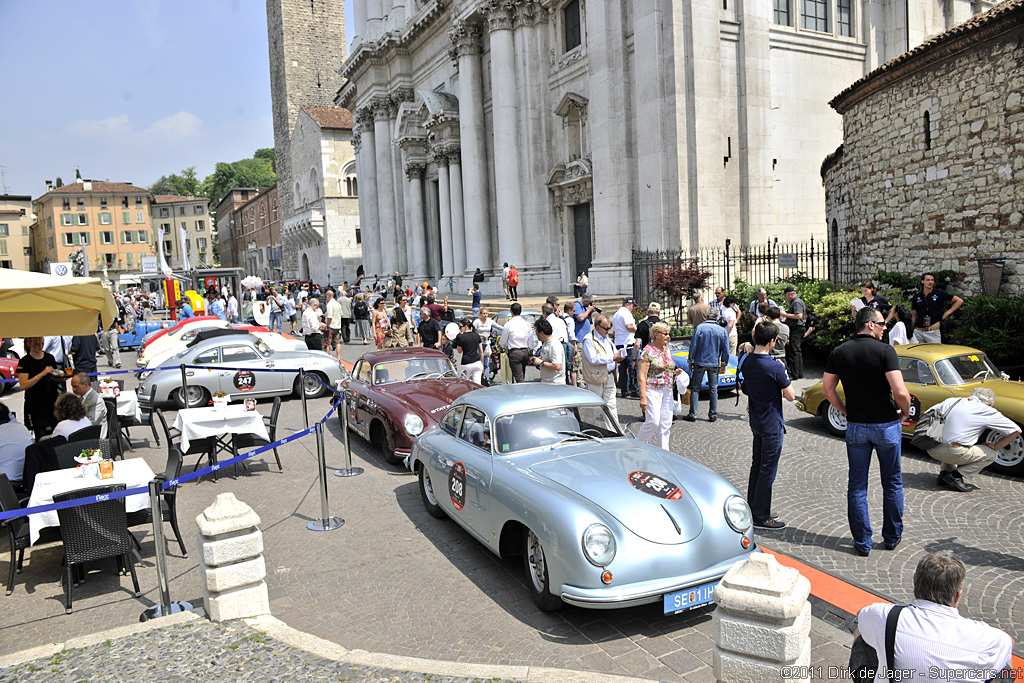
[301,253,310,280]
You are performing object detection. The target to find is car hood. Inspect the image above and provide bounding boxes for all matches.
[982,377,1024,403]
[377,378,478,421]
[529,444,705,544]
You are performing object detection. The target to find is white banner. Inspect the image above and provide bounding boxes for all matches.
[179,225,191,271]
[157,227,172,276]
[141,256,158,272]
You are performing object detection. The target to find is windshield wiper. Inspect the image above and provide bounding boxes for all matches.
[556,430,603,444]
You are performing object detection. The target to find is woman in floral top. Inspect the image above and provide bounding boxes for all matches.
[371,297,391,349]
[636,322,683,449]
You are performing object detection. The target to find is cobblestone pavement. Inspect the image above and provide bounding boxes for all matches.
[1,337,1020,680]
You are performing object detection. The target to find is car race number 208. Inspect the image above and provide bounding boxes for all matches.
[449,461,466,511]
[233,370,256,392]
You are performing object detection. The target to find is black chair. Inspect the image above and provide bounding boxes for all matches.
[66,424,102,443]
[232,397,283,471]
[140,384,161,447]
[154,409,217,480]
[53,438,115,470]
[126,448,187,556]
[53,483,140,614]
[102,397,124,460]
[0,474,30,596]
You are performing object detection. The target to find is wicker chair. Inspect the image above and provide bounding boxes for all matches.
[154,409,216,480]
[0,475,30,596]
[232,397,283,471]
[126,447,187,556]
[53,483,141,614]
[53,438,115,470]
[66,424,102,443]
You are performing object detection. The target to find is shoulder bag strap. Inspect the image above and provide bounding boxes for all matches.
[884,605,904,671]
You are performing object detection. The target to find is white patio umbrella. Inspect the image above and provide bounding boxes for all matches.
[0,267,119,336]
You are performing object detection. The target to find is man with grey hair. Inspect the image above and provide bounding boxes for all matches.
[855,551,1012,676]
[925,387,1020,491]
[581,313,628,423]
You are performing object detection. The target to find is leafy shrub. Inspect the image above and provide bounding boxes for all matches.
[943,295,1024,369]
[809,291,860,352]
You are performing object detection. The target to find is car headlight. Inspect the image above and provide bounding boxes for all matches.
[724,495,752,533]
[582,523,616,566]
[404,414,424,437]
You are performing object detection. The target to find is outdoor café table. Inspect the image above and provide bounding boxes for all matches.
[116,389,142,422]
[173,406,269,476]
[27,457,155,545]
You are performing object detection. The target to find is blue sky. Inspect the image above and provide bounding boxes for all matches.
[0,0,352,198]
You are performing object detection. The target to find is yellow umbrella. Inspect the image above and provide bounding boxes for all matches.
[0,268,119,336]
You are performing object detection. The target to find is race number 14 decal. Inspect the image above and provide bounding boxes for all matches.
[907,394,922,424]
[449,461,466,511]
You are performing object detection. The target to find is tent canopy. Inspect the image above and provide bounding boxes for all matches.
[0,268,118,337]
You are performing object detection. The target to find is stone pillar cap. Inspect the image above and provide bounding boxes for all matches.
[715,552,811,620]
[197,492,262,536]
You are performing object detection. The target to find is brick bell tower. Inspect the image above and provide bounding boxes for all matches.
[266,0,347,277]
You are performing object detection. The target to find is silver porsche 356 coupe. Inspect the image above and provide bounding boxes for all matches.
[408,384,756,613]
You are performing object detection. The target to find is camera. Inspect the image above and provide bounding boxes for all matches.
[718,317,729,328]
[592,306,603,314]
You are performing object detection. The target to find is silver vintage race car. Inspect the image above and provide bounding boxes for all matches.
[409,384,756,612]
[137,329,345,409]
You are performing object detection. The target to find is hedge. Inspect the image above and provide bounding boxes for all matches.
[943,295,1024,370]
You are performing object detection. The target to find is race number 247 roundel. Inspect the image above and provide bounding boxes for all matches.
[233,370,256,392]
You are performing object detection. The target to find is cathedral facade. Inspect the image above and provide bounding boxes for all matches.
[336,0,987,294]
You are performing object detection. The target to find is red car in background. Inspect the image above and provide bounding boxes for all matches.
[338,347,481,466]
[0,357,18,395]
[139,315,221,351]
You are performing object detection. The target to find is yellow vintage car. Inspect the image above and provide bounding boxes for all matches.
[796,344,1024,477]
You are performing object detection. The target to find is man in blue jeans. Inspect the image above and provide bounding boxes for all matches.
[740,323,796,530]
[683,308,730,423]
[823,307,912,557]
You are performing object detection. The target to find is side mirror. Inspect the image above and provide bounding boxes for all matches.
[626,424,639,440]
[1001,372,1010,381]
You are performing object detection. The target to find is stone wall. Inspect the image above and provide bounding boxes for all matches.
[825,20,1024,295]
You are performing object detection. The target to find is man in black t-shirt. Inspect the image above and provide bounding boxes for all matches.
[910,273,963,344]
[418,308,442,349]
[823,307,912,557]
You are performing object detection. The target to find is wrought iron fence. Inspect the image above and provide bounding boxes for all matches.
[632,237,857,325]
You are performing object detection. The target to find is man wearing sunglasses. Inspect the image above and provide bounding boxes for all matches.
[822,307,912,557]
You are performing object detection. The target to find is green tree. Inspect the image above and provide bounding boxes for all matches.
[200,153,276,214]
[253,147,276,173]
[54,177,63,188]
[150,166,201,197]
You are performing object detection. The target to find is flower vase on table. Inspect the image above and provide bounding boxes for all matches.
[75,449,106,480]
[212,392,230,412]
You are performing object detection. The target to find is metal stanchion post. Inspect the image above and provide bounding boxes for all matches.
[307,422,343,531]
[140,478,193,621]
[334,400,363,477]
[180,364,188,408]
[300,369,309,430]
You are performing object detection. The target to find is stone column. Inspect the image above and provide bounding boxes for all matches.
[366,0,383,40]
[352,0,367,45]
[355,112,382,276]
[404,163,427,278]
[736,0,775,246]
[435,151,455,277]
[373,98,399,275]
[450,21,493,272]
[447,148,467,277]
[483,1,524,268]
[196,493,270,622]
[713,552,812,680]
[390,91,413,275]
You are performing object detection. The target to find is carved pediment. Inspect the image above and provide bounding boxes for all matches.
[546,157,592,187]
[554,91,588,118]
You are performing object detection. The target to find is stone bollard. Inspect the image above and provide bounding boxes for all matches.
[196,492,271,622]
[712,552,812,682]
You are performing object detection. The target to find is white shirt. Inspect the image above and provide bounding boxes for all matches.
[52,416,93,441]
[44,336,72,366]
[502,266,510,280]
[0,421,32,482]
[720,306,737,334]
[227,296,238,317]
[561,314,576,346]
[858,600,1012,680]
[302,307,321,335]
[889,321,909,346]
[473,318,499,354]
[538,339,566,384]
[546,313,568,344]
[498,315,534,350]
[932,396,1018,447]
[611,307,636,347]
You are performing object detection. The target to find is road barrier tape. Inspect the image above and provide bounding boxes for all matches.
[1,367,148,384]
[0,409,329,523]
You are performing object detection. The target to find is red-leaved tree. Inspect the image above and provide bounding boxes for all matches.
[650,260,714,324]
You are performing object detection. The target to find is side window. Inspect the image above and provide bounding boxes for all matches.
[222,345,260,362]
[357,361,372,384]
[194,349,219,365]
[459,407,491,451]
[440,406,465,436]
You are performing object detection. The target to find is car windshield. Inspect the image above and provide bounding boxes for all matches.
[492,404,624,454]
[933,354,1000,385]
[372,357,456,385]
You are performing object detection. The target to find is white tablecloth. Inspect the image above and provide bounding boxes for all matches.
[116,389,142,421]
[173,406,268,454]
[28,458,155,545]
